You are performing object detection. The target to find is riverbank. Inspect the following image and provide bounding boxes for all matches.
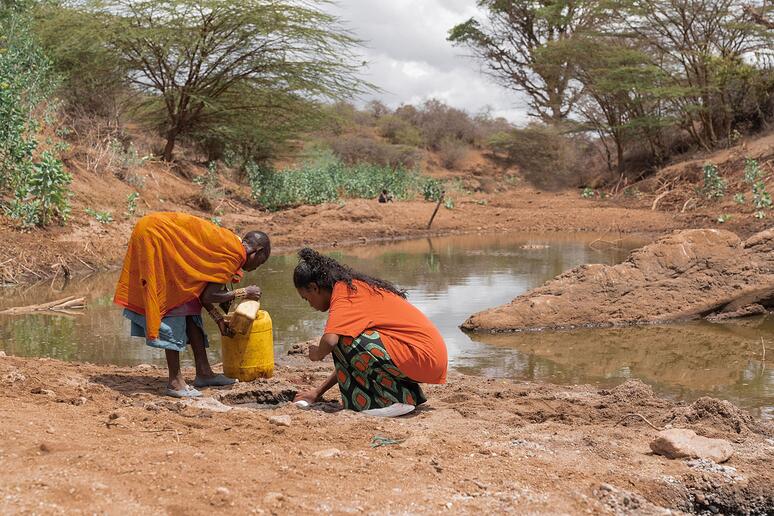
[0,184,763,284]
[1,353,771,514]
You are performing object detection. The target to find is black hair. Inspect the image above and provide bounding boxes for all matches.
[293,248,407,298]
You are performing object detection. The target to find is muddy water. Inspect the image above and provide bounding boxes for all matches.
[0,232,770,418]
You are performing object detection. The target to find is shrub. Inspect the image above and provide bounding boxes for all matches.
[246,156,439,211]
[437,137,468,169]
[0,6,70,228]
[487,124,597,189]
[329,136,421,169]
[701,164,726,199]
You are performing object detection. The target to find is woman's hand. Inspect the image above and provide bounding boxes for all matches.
[244,285,262,301]
[216,319,235,337]
[293,389,320,404]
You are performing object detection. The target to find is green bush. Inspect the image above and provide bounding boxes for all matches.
[246,156,441,211]
[0,5,70,228]
[701,164,726,199]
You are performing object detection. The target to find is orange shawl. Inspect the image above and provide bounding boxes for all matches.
[114,212,246,340]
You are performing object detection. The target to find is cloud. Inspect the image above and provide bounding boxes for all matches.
[325,1,530,124]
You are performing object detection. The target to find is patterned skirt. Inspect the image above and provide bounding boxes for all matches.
[332,330,426,412]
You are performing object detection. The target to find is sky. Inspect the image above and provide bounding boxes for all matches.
[325,0,531,124]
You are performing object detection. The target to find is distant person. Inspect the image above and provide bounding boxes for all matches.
[114,212,270,398]
[378,189,393,203]
[292,248,448,417]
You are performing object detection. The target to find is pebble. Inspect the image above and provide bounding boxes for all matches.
[31,388,56,397]
[71,397,87,406]
[144,402,160,411]
[45,426,55,434]
[135,364,153,370]
[269,415,291,427]
[166,450,174,457]
[93,482,108,491]
[0,351,6,357]
[313,448,341,459]
[216,486,230,497]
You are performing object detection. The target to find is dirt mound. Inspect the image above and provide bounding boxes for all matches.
[667,397,771,438]
[462,228,774,332]
[604,379,656,404]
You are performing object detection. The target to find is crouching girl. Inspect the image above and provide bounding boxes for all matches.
[292,248,447,417]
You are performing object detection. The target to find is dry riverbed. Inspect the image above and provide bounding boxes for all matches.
[1,353,772,514]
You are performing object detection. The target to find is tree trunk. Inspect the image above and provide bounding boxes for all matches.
[162,128,179,162]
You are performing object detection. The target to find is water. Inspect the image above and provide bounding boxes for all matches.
[0,232,770,418]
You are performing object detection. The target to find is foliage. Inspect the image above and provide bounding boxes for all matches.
[701,164,727,200]
[437,137,468,169]
[717,214,732,223]
[329,137,421,170]
[421,178,444,202]
[444,197,455,210]
[734,193,746,205]
[85,207,113,224]
[125,191,139,217]
[743,159,772,210]
[448,0,601,122]
[488,124,599,189]
[581,187,596,199]
[80,0,369,161]
[0,6,70,228]
[246,155,440,211]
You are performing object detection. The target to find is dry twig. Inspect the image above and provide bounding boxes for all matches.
[615,413,664,431]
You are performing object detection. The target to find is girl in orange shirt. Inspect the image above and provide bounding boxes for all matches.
[292,248,448,417]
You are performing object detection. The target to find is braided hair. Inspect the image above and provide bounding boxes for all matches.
[293,248,407,298]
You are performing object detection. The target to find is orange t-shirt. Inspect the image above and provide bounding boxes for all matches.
[324,280,448,384]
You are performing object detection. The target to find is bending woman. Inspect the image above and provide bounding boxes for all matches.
[292,248,448,416]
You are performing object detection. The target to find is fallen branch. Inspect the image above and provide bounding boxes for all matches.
[614,413,664,431]
[0,296,86,315]
[651,190,671,211]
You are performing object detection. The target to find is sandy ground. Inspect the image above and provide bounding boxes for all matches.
[1,352,772,515]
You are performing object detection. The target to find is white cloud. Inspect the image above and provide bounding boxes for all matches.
[325,1,531,124]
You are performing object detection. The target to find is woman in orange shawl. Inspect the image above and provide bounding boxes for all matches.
[114,212,270,398]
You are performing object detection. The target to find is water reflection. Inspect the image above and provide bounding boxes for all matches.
[0,232,771,417]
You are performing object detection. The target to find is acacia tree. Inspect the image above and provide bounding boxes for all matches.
[82,0,366,161]
[448,0,602,123]
[613,0,769,149]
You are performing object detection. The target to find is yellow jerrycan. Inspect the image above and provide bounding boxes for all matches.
[221,300,274,381]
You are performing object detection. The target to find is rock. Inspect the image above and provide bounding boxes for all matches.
[135,364,153,370]
[71,397,88,406]
[184,397,232,413]
[92,482,108,491]
[215,486,230,497]
[0,351,6,357]
[463,228,774,332]
[144,402,160,411]
[313,448,341,459]
[268,415,291,427]
[31,388,56,397]
[650,429,734,463]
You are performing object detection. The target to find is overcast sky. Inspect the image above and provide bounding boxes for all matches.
[325,0,530,124]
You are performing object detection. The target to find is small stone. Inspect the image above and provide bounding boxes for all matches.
[31,388,55,397]
[263,492,284,505]
[144,402,159,412]
[166,450,174,456]
[71,397,87,406]
[268,415,291,427]
[108,412,121,420]
[650,429,734,463]
[93,482,108,491]
[135,364,153,370]
[45,426,55,434]
[0,351,6,357]
[216,486,230,497]
[313,448,341,459]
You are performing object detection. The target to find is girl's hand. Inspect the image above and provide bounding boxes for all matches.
[308,344,322,361]
[293,389,320,404]
[244,285,262,301]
